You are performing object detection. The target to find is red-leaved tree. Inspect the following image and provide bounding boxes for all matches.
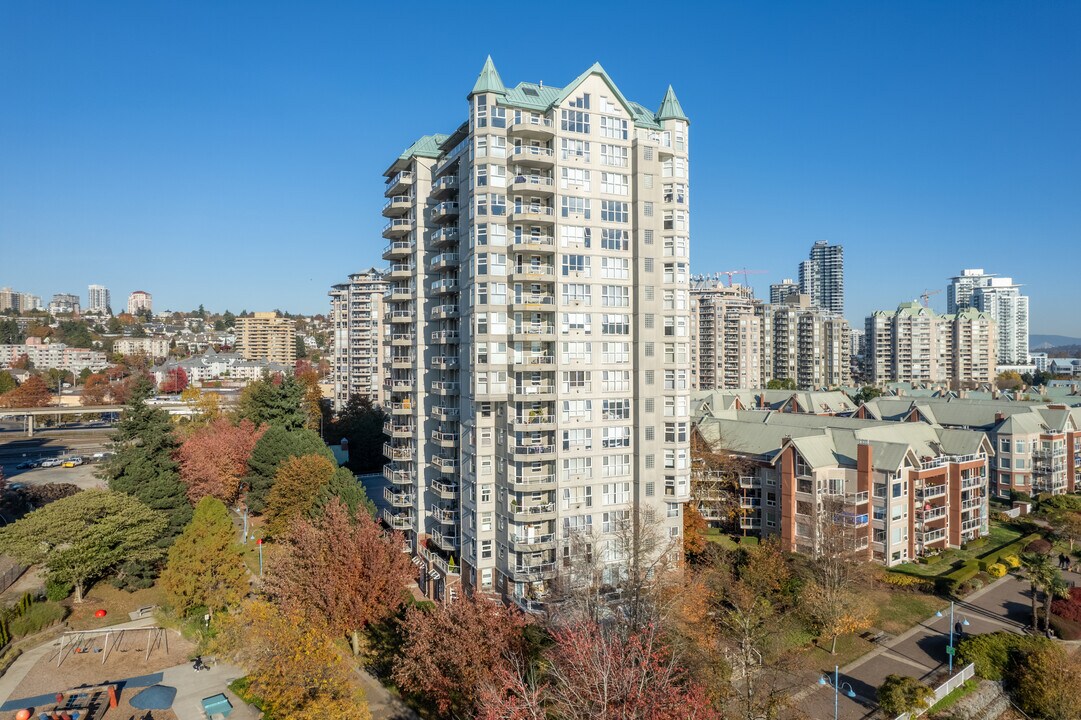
[394,595,530,718]
[176,418,266,504]
[80,373,110,406]
[267,497,413,656]
[0,375,53,408]
[159,367,189,394]
[478,620,718,720]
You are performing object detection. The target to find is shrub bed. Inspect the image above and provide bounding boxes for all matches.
[1051,587,1081,623]
[956,631,1051,681]
[9,602,67,638]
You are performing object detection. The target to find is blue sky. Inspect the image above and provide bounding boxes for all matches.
[1,1,1078,333]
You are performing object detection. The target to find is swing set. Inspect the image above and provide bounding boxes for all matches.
[54,626,169,667]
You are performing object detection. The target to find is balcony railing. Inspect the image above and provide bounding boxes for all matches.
[511,474,556,489]
[514,384,555,395]
[513,324,555,336]
[919,528,947,543]
[512,502,555,517]
[916,505,947,521]
[739,476,762,488]
[513,293,555,305]
[381,508,413,530]
[512,234,555,248]
[513,414,554,426]
[430,529,458,551]
[509,146,555,163]
[917,484,948,500]
[510,533,555,547]
[384,487,415,508]
[513,443,555,457]
[430,505,458,524]
[512,563,556,581]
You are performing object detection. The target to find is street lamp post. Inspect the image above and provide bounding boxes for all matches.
[935,601,970,675]
[257,538,264,577]
[819,664,856,720]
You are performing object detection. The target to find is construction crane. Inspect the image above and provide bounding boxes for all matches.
[920,289,942,308]
[718,269,768,287]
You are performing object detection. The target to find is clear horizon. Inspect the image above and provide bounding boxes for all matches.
[1,1,1078,333]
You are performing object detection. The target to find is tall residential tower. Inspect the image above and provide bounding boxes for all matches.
[329,268,390,411]
[381,59,691,608]
[798,240,844,316]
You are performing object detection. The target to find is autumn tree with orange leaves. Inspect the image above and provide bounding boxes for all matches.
[212,598,370,720]
[394,595,531,718]
[0,374,52,408]
[266,497,412,656]
[262,453,337,535]
[80,373,110,405]
[176,418,266,504]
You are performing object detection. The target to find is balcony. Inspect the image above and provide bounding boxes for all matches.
[508,171,555,195]
[739,497,762,509]
[961,518,983,532]
[919,528,947,543]
[388,378,414,393]
[837,512,870,527]
[513,443,556,460]
[510,292,555,308]
[432,381,459,396]
[512,563,557,582]
[385,170,414,197]
[380,462,412,484]
[381,508,414,531]
[382,195,412,217]
[962,475,985,490]
[512,234,556,252]
[432,405,459,422]
[430,529,458,552]
[387,401,414,416]
[432,356,459,370]
[385,286,415,302]
[512,413,555,431]
[431,554,460,576]
[430,505,458,525]
[510,532,556,552]
[431,175,458,198]
[387,262,414,279]
[513,323,555,339]
[432,455,458,473]
[512,502,556,522]
[739,517,762,530]
[382,218,415,239]
[431,330,460,344]
[507,115,555,139]
[431,479,459,500]
[383,443,414,461]
[431,227,459,248]
[430,278,459,295]
[917,484,947,500]
[915,505,947,521]
[962,497,984,511]
[739,476,762,489]
[383,421,414,439]
[431,202,460,223]
[432,430,459,448]
[510,474,557,491]
[389,332,415,346]
[429,253,460,272]
[514,384,555,399]
[383,240,413,260]
[508,205,555,226]
[389,355,414,371]
[386,309,415,324]
[513,353,555,369]
[509,145,555,168]
[384,487,415,508]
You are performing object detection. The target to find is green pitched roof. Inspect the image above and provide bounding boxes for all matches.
[471,55,506,96]
[656,85,689,123]
[397,134,449,160]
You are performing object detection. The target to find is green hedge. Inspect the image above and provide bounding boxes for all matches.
[956,631,1051,681]
[978,532,1043,570]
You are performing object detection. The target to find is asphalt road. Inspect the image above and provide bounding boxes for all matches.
[0,425,113,489]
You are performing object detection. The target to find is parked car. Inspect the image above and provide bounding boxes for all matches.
[62,457,84,468]
[91,451,114,462]
[15,460,39,470]
[40,458,62,468]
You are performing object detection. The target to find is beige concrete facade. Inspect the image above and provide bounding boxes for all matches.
[380,60,691,609]
[757,294,851,389]
[235,312,296,365]
[330,269,389,411]
[690,280,762,390]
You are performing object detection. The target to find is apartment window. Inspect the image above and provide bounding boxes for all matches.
[644,341,654,357]
[645,480,655,494]
[603,426,631,448]
[490,194,506,216]
[562,428,593,450]
[644,313,654,328]
[600,144,628,167]
[561,312,591,333]
[603,398,631,420]
[645,285,655,301]
[561,399,592,421]
[602,342,630,364]
[560,138,590,161]
[601,257,630,279]
[602,482,631,505]
[645,426,655,441]
[1001,439,1011,453]
[602,370,630,392]
[490,106,506,128]
[602,510,629,533]
[562,283,591,304]
[560,225,591,247]
[562,370,590,392]
[561,341,592,364]
[600,172,628,196]
[643,229,654,244]
[603,454,631,478]
[562,254,590,276]
[474,94,488,126]
[663,235,688,258]
[599,115,628,139]
[602,314,630,335]
[643,146,654,161]
[481,569,493,590]
[645,370,654,384]
[562,456,592,480]
[601,200,629,223]
[601,229,629,251]
[561,108,590,134]
[480,485,492,503]
[562,196,590,219]
[602,285,630,307]
[664,422,688,443]
[644,398,654,413]
[560,167,591,191]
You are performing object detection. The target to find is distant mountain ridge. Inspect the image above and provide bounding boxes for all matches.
[1031,334,1081,350]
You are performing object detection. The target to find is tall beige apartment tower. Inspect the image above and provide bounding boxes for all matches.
[329,269,390,411]
[236,311,296,366]
[381,58,691,608]
[690,279,762,390]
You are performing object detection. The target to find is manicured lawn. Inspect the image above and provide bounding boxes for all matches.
[66,582,165,630]
[703,528,757,550]
[892,522,1023,578]
[872,589,948,636]
[801,632,876,670]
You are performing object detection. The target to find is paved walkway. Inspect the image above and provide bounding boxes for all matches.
[356,669,419,720]
[796,569,1079,720]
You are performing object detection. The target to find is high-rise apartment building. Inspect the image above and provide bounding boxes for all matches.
[757,294,851,389]
[690,279,762,390]
[865,302,996,386]
[797,241,844,315]
[329,268,389,411]
[88,285,111,314]
[946,269,1029,367]
[0,288,43,313]
[48,293,80,315]
[236,312,296,365]
[769,278,798,305]
[127,290,153,315]
[380,58,691,608]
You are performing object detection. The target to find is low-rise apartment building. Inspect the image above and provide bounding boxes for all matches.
[693,404,992,566]
[151,348,289,386]
[0,338,108,373]
[856,397,1081,497]
[113,336,171,359]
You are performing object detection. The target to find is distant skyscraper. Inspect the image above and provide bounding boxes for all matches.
[798,241,844,315]
[88,284,111,313]
[691,279,762,389]
[329,268,389,411]
[769,278,799,305]
[48,293,80,315]
[947,269,1030,366]
[236,312,296,365]
[0,288,42,313]
[127,290,153,315]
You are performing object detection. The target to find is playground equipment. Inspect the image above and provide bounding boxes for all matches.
[55,626,168,666]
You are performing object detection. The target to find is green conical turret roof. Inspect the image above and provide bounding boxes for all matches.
[471,55,506,96]
[656,85,689,122]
